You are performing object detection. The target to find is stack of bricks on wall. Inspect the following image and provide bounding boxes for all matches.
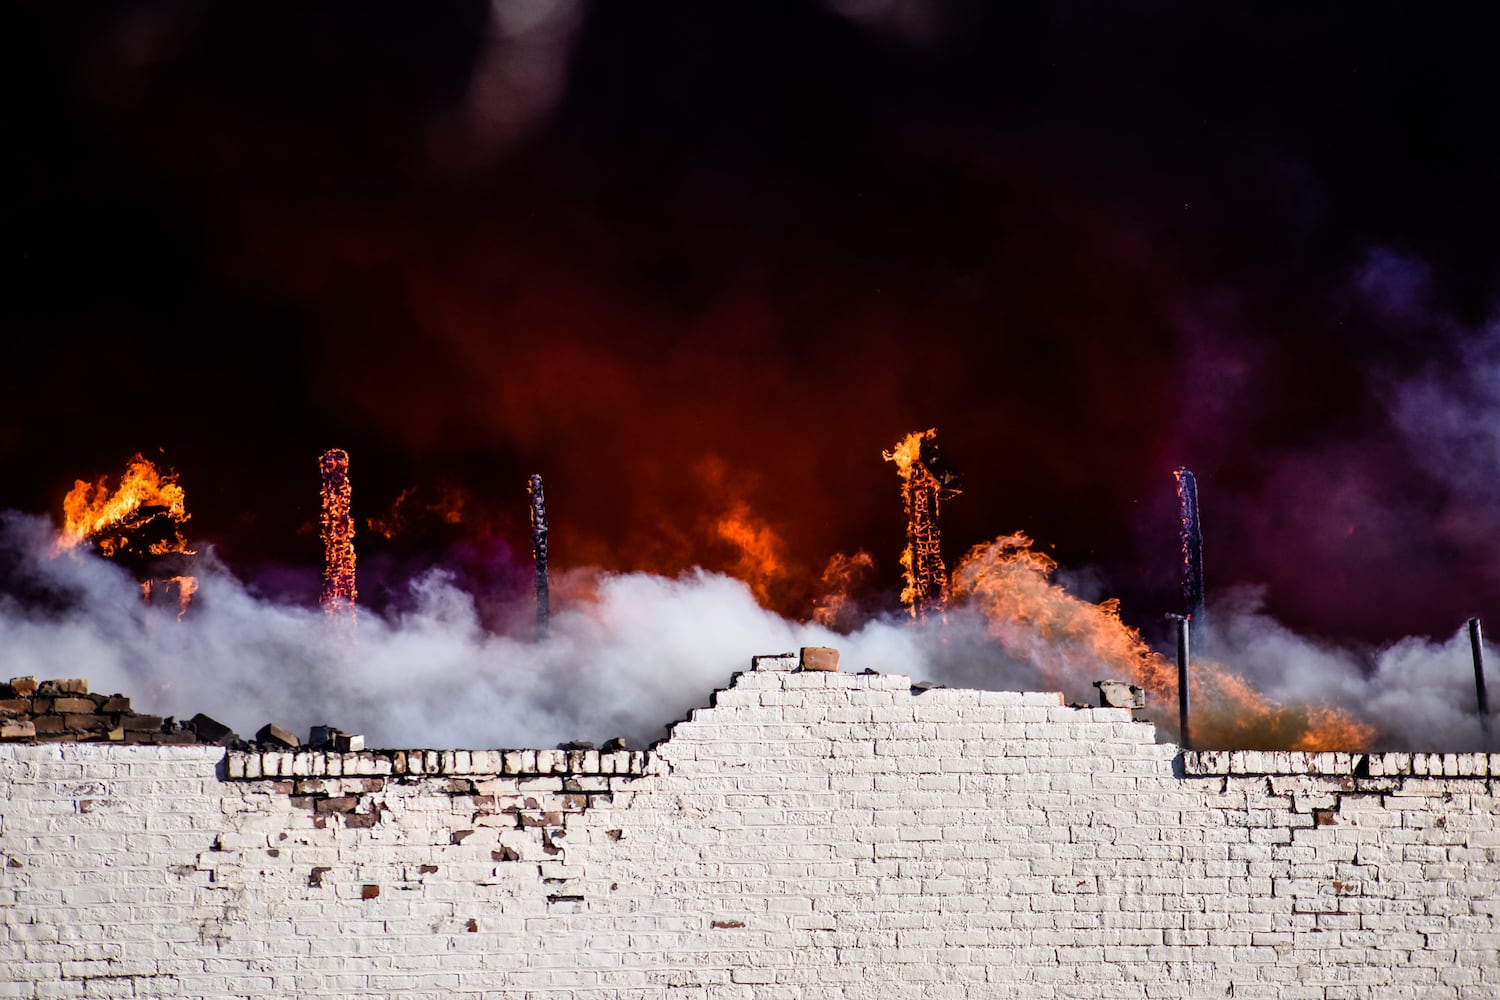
[0,676,232,746]
[2,647,1498,998]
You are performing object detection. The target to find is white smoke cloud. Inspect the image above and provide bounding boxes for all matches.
[0,511,951,750]
[2,509,1493,752]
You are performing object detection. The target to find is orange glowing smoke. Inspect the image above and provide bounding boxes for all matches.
[883,429,959,621]
[61,454,190,558]
[319,448,357,618]
[812,550,876,631]
[951,533,1375,750]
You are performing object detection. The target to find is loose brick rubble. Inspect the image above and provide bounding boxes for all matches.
[0,676,217,745]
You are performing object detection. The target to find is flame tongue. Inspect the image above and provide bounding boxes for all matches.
[61,454,191,558]
[952,532,1375,750]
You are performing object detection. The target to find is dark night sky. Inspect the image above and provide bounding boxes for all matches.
[8,2,1500,648]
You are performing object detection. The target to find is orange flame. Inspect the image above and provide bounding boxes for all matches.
[952,533,1374,750]
[60,455,198,615]
[883,428,955,621]
[715,501,784,606]
[60,454,190,557]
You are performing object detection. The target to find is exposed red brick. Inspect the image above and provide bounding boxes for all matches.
[361,885,380,899]
[799,646,841,672]
[54,698,99,715]
[63,714,110,732]
[0,698,31,715]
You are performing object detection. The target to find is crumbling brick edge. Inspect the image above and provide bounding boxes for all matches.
[223,748,651,781]
[1181,749,1500,779]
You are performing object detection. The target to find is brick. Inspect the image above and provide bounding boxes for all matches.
[0,720,36,739]
[799,647,841,672]
[8,676,38,696]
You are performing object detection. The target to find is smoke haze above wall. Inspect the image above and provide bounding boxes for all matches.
[7,4,1500,691]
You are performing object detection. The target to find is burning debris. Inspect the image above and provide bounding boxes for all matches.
[884,429,961,622]
[58,454,197,616]
[319,448,357,621]
[529,473,550,639]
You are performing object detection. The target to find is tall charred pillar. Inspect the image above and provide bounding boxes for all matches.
[529,473,550,640]
[1174,467,1205,642]
[319,449,357,621]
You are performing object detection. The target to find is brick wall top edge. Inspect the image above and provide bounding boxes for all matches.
[1182,749,1500,778]
[223,747,651,781]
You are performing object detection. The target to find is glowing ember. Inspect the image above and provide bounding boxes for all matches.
[883,428,961,621]
[319,448,357,619]
[951,532,1374,750]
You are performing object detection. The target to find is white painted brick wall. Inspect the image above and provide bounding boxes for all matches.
[2,667,1498,998]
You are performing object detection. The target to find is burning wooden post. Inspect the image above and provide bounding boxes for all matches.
[1170,613,1192,749]
[319,448,357,621]
[1469,617,1492,747]
[1174,467,1205,641]
[883,429,962,622]
[528,473,550,640]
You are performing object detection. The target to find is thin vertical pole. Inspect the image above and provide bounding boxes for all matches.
[1469,617,1491,747]
[1172,614,1192,750]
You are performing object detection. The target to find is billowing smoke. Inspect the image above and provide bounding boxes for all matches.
[2,505,1493,752]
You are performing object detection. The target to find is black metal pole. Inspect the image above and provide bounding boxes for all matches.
[529,474,550,640]
[1469,617,1491,747]
[1171,613,1191,750]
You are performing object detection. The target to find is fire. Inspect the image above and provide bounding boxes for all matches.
[60,454,191,558]
[715,501,785,606]
[141,575,198,621]
[319,448,357,619]
[59,454,198,614]
[812,550,876,630]
[883,428,961,621]
[951,532,1374,750]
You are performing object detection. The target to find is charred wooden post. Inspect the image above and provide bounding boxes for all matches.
[1174,468,1205,641]
[1470,617,1492,747]
[529,473,550,640]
